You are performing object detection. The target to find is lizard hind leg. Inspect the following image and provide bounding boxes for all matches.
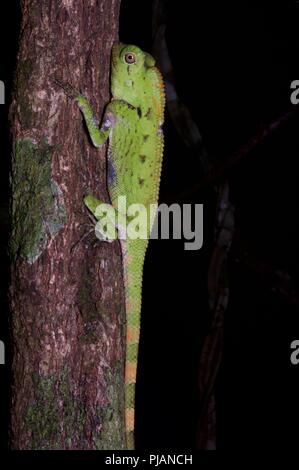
[84,194,117,242]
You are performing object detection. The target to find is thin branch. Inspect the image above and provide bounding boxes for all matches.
[165,108,298,203]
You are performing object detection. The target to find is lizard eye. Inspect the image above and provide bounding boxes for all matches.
[124,52,136,64]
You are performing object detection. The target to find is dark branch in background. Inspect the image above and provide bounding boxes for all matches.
[197,182,234,449]
[171,108,297,203]
[152,0,299,450]
[152,0,235,449]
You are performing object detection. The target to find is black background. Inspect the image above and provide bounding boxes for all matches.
[1,0,299,453]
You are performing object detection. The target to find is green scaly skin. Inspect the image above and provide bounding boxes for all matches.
[58,43,165,449]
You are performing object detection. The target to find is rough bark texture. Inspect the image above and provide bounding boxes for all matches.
[9,0,124,450]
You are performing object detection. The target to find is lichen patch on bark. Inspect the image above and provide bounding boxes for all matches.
[10,138,66,264]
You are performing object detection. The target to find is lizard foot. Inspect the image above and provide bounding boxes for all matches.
[54,78,80,99]
[84,195,117,242]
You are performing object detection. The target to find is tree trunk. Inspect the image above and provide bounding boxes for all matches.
[9,0,124,450]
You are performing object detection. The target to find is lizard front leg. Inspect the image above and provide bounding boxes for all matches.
[76,96,114,148]
[54,79,113,147]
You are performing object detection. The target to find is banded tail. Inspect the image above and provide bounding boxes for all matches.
[121,239,146,450]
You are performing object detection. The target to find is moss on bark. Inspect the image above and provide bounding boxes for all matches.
[10,138,66,263]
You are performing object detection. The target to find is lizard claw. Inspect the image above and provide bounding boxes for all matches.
[53,78,79,99]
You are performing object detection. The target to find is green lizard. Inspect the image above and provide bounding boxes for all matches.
[56,43,165,449]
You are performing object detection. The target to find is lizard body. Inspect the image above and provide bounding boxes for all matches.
[59,44,165,449]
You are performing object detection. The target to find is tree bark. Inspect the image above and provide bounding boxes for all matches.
[9,0,124,450]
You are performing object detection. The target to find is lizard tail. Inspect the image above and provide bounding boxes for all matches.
[122,240,145,450]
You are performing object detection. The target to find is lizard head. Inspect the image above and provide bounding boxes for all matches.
[111,43,156,108]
